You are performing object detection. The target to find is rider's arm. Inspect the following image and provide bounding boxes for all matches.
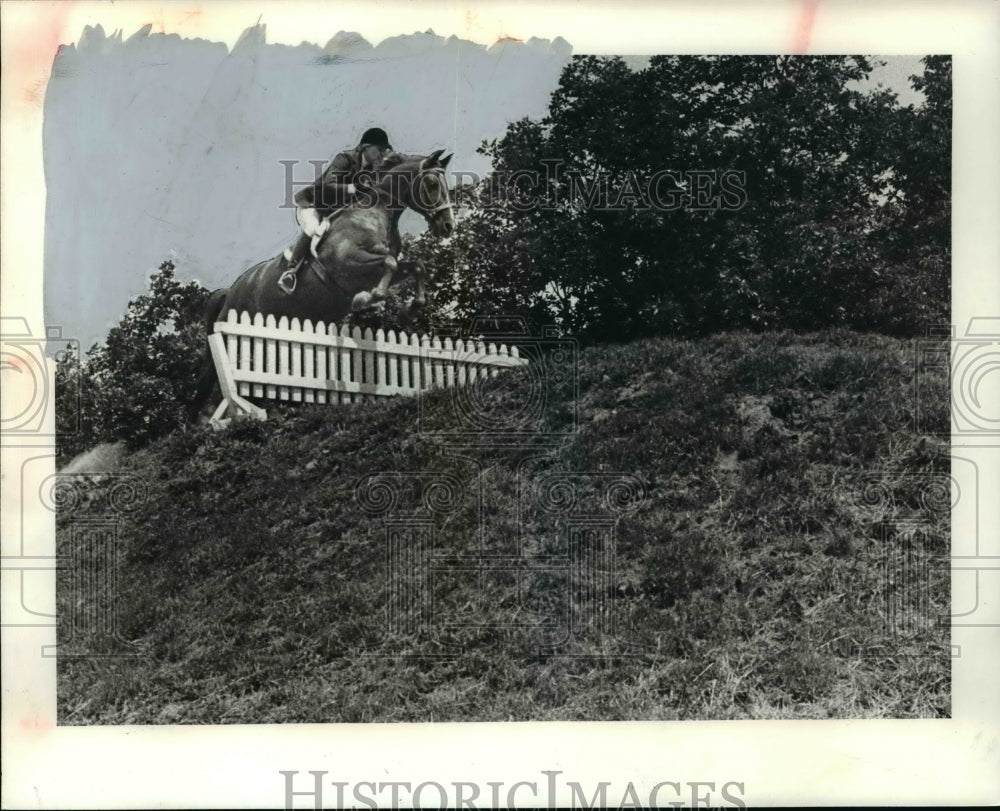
[294,151,358,210]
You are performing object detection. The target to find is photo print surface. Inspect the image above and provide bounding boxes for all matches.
[44,29,951,724]
[4,3,997,809]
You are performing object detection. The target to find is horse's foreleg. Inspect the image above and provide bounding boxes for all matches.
[339,250,398,311]
[397,258,426,312]
[412,259,426,307]
[371,253,397,299]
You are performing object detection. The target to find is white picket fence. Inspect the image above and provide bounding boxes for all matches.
[208,309,529,425]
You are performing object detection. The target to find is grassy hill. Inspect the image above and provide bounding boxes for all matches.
[57,329,950,722]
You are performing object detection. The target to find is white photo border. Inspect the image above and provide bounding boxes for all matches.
[2,1,998,807]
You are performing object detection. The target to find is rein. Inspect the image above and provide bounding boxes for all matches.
[412,167,454,218]
[305,256,347,296]
[307,161,451,290]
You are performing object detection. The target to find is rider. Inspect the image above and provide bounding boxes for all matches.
[277,127,394,294]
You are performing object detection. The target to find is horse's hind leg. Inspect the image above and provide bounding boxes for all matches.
[203,288,228,332]
[396,259,426,322]
[188,348,219,422]
[188,289,228,420]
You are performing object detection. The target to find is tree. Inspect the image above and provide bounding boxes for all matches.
[864,56,951,333]
[412,55,946,341]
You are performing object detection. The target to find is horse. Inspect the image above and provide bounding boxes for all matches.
[189,149,455,418]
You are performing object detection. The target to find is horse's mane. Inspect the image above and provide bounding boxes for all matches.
[379,152,425,170]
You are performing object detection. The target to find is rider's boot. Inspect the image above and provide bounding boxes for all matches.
[277,235,310,295]
[277,254,298,295]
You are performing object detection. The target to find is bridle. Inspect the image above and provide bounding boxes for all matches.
[307,161,452,289]
[412,166,453,221]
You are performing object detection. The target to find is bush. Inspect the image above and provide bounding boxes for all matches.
[55,261,210,465]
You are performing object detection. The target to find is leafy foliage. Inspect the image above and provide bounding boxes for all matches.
[410,55,950,342]
[55,260,210,463]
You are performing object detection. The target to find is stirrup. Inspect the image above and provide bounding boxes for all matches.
[278,267,298,295]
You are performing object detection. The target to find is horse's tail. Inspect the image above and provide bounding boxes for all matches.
[203,287,228,331]
[188,288,228,421]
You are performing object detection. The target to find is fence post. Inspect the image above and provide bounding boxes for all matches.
[290,317,303,402]
[375,328,387,392]
[265,314,278,401]
[252,312,265,398]
[430,335,443,389]
[420,333,432,391]
[443,336,456,389]
[409,332,421,393]
[363,327,376,400]
[225,310,239,387]
[475,339,487,383]
[455,338,468,388]
[340,323,353,404]
[314,319,328,404]
[277,316,290,401]
[301,319,315,404]
[208,328,267,426]
[487,342,498,378]
[385,330,398,390]
[352,326,364,402]
[238,311,252,397]
[398,328,411,392]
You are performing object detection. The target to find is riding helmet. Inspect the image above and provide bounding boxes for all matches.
[360,127,392,150]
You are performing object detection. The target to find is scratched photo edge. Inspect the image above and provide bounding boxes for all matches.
[2,1,998,808]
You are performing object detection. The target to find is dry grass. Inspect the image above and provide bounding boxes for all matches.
[57,329,950,723]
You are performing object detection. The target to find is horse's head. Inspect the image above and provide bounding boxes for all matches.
[379,150,455,238]
[413,149,455,238]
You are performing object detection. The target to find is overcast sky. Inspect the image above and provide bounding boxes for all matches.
[617,54,929,107]
[867,55,927,106]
